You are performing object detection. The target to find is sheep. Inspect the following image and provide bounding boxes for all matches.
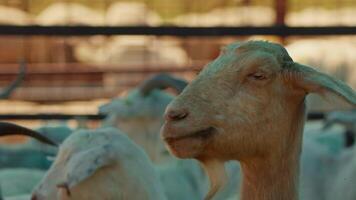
[160,40,356,200]
[0,168,45,198]
[31,127,167,200]
[99,73,187,163]
[0,61,26,99]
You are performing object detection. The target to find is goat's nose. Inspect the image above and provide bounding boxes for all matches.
[165,108,189,121]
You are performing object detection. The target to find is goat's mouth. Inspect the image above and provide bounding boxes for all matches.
[163,127,216,144]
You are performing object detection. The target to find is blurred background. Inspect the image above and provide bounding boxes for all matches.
[0,0,355,139]
[0,1,355,199]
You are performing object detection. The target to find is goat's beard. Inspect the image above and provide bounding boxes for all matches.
[199,158,228,200]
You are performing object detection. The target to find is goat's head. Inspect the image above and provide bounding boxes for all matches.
[32,128,161,200]
[99,73,187,122]
[32,128,120,200]
[161,40,356,198]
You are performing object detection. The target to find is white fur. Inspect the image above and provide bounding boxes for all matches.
[100,89,174,163]
[32,127,166,200]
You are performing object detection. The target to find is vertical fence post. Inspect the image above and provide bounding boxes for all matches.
[242,0,251,6]
[275,0,287,43]
[275,0,287,26]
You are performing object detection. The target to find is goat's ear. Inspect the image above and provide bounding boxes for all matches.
[290,62,356,107]
[63,144,116,189]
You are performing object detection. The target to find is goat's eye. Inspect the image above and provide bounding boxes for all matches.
[248,72,267,81]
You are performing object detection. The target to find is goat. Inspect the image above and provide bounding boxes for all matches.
[99,73,187,163]
[161,40,356,200]
[31,127,167,200]
[322,109,355,147]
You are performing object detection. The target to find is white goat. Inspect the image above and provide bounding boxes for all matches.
[32,127,166,200]
[161,40,356,200]
[322,110,356,148]
[100,73,241,199]
[99,74,187,163]
[0,122,56,199]
[325,144,356,200]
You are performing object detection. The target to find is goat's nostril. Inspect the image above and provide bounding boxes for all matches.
[166,109,189,121]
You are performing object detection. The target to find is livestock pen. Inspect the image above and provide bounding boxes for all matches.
[0,0,355,200]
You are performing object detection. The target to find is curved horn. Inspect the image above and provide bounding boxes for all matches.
[138,73,188,96]
[0,122,57,146]
[0,60,26,99]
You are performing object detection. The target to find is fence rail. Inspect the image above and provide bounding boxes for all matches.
[1,25,356,36]
[0,114,106,120]
[0,112,325,121]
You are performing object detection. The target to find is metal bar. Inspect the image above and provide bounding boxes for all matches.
[0,114,106,120]
[1,25,356,36]
[0,112,325,120]
[0,63,202,74]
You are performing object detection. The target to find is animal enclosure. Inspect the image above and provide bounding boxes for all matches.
[0,0,355,200]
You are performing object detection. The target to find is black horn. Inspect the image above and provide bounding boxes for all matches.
[0,60,26,99]
[0,122,57,146]
[138,73,188,96]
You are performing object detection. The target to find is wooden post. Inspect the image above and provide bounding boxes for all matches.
[242,0,251,6]
[275,0,287,43]
[275,0,287,26]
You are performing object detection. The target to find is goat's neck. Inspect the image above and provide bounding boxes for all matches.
[240,152,300,200]
[240,102,306,200]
